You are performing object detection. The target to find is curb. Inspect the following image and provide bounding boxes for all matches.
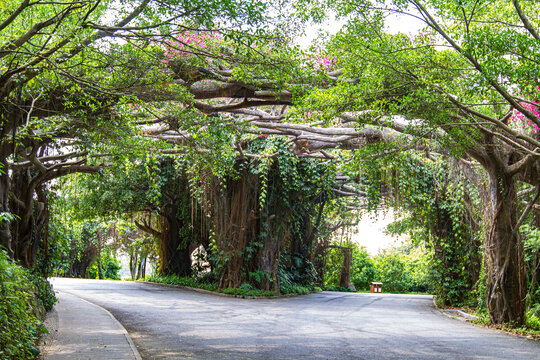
[432,296,478,322]
[135,281,310,299]
[61,291,142,360]
[441,309,479,321]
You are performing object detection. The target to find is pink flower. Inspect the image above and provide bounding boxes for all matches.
[510,99,540,134]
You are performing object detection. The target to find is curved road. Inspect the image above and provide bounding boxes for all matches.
[51,278,539,360]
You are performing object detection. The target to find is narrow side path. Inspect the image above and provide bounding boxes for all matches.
[40,290,141,360]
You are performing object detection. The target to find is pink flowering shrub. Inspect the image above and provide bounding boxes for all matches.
[301,49,337,73]
[161,31,223,65]
[314,52,337,71]
[510,99,540,134]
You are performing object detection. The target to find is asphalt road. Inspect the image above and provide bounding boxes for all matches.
[51,278,540,360]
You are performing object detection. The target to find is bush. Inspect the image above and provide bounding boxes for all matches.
[526,309,540,331]
[324,245,377,291]
[147,273,218,291]
[324,285,354,292]
[219,288,275,297]
[280,283,320,295]
[88,251,121,280]
[30,274,56,313]
[0,250,47,359]
[373,248,431,294]
[350,247,378,291]
[279,261,321,295]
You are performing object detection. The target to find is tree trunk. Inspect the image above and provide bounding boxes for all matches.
[158,206,192,276]
[211,170,260,289]
[30,186,49,272]
[136,259,142,280]
[129,251,138,280]
[141,257,146,279]
[257,216,280,292]
[339,247,356,291]
[485,168,526,325]
[10,169,35,267]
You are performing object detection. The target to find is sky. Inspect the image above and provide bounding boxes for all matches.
[297,10,425,48]
[350,209,408,256]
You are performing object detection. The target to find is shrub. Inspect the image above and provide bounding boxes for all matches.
[280,283,320,295]
[219,288,275,297]
[324,245,377,291]
[30,274,56,313]
[0,250,45,359]
[324,285,354,292]
[88,251,121,280]
[350,247,378,291]
[279,261,321,295]
[373,248,431,294]
[147,273,218,291]
[526,310,540,331]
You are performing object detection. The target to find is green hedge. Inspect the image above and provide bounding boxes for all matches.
[0,250,55,359]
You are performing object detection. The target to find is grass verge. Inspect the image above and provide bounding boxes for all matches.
[145,274,321,297]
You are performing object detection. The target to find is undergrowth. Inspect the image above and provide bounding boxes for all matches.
[146,274,321,296]
[146,274,218,291]
[0,250,56,359]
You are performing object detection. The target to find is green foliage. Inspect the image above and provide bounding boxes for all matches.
[279,259,322,294]
[48,216,101,278]
[526,308,540,331]
[374,251,411,293]
[0,250,51,359]
[373,247,432,294]
[0,212,18,223]
[28,274,57,314]
[324,285,355,292]
[148,271,320,296]
[387,154,483,305]
[88,251,121,280]
[219,288,275,297]
[147,274,218,292]
[280,284,320,295]
[521,223,540,310]
[248,270,271,287]
[324,245,377,291]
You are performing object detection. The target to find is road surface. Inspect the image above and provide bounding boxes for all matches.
[51,278,540,360]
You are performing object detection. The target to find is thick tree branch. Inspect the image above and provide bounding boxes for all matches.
[512,0,540,41]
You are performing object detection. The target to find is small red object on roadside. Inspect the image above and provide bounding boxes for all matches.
[370,282,383,293]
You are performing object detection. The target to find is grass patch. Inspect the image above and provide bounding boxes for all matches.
[280,284,321,295]
[145,274,322,297]
[219,288,275,297]
[146,274,218,291]
[324,285,355,292]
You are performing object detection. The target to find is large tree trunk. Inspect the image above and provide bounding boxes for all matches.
[257,214,281,292]
[485,168,526,326]
[158,206,192,276]
[10,169,36,267]
[212,170,260,288]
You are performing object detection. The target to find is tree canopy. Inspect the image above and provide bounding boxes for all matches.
[1,0,540,333]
